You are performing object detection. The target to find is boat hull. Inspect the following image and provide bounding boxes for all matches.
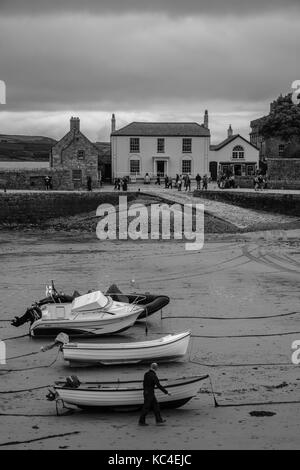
[54,375,209,410]
[30,311,141,337]
[62,332,191,365]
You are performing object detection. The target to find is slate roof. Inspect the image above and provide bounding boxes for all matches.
[210,134,259,151]
[111,122,210,137]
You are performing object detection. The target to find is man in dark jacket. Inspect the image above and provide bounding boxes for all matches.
[138,363,170,426]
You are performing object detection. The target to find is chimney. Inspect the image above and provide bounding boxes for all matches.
[204,110,209,129]
[70,116,80,132]
[111,113,116,133]
[228,124,233,138]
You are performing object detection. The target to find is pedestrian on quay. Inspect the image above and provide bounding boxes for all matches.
[195,173,201,190]
[155,175,161,185]
[185,175,191,191]
[202,174,208,190]
[122,176,128,191]
[164,175,168,188]
[178,175,183,191]
[44,175,50,190]
[87,176,92,191]
[139,363,170,426]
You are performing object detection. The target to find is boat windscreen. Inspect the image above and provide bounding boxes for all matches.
[71,291,108,312]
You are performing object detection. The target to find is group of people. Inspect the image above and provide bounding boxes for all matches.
[253,173,266,191]
[152,173,208,191]
[217,174,235,189]
[114,176,128,191]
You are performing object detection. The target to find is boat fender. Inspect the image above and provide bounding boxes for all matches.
[46,389,57,401]
[41,333,70,352]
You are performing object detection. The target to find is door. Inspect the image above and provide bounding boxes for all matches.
[156,161,165,176]
[209,161,218,181]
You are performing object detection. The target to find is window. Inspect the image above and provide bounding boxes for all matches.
[72,169,82,181]
[247,165,255,176]
[182,138,192,153]
[157,138,165,153]
[182,160,192,174]
[130,159,140,175]
[232,145,244,159]
[130,138,140,153]
[77,149,85,160]
[278,144,285,157]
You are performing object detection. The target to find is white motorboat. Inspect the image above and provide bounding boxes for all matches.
[62,331,191,366]
[54,374,209,410]
[29,291,144,337]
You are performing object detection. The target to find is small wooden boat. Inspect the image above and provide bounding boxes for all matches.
[62,331,191,366]
[54,375,209,410]
[28,291,144,337]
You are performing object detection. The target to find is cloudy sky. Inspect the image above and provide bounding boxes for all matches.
[0,0,299,143]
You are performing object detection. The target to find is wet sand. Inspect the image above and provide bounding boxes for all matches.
[1,230,300,449]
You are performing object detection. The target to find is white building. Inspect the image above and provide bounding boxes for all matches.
[209,125,259,180]
[111,112,210,180]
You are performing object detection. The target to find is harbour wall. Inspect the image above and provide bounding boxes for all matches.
[193,190,300,217]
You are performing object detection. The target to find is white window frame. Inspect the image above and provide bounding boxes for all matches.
[130,138,140,153]
[232,145,245,160]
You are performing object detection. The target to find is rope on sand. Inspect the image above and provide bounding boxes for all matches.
[6,351,40,361]
[213,399,300,409]
[189,359,292,368]
[2,349,60,373]
[1,333,30,341]
[0,431,80,447]
[162,311,299,321]
[0,384,50,394]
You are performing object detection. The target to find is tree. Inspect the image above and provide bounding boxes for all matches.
[260,93,300,142]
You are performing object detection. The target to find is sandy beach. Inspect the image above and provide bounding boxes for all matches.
[1,225,300,450]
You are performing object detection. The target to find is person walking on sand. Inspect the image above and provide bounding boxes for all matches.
[139,363,170,426]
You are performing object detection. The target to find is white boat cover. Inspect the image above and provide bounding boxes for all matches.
[71,291,109,313]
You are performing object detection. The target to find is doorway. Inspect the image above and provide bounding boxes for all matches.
[209,161,218,181]
[156,160,166,176]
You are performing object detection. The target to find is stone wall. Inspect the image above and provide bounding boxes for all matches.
[193,189,300,216]
[0,168,71,190]
[0,191,141,225]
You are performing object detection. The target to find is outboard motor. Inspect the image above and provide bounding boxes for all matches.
[11,304,42,327]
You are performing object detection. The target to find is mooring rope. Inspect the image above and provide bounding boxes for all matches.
[1,333,30,341]
[162,311,299,321]
[2,349,60,373]
[0,384,50,395]
[189,359,292,368]
[0,431,80,447]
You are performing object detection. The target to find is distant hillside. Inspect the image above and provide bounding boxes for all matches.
[0,134,57,162]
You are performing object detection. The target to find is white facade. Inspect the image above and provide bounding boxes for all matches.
[111,135,209,179]
[111,120,210,180]
[209,134,259,179]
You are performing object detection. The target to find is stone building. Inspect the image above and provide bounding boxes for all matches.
[50,117,100,189]
[250,98,300,187]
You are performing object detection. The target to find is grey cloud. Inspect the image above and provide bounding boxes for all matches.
[1,0,300,16]
[0,14,298,113]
